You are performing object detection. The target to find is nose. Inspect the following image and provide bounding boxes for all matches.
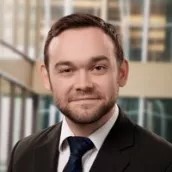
[74,70,93,91]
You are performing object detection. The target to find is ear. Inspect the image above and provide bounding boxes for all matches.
[40,64,51,91]
[118,59,129,87]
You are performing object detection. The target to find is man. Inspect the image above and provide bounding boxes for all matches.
[8,13,172,172]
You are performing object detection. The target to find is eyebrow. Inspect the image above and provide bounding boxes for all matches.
[54,55,110,69]
[89,55,110,63]
[54,61,74,70]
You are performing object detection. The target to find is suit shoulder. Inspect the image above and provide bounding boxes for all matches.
[135,124,172,155]
[14,123,61,154]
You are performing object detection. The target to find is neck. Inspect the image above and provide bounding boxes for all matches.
[65,106,115,137]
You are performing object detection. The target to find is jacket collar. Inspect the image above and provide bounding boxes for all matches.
[34,124,62,172]
[90,107,135,172]
[34,107,135,172]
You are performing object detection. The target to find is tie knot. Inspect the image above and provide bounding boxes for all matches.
[67,136,94,157]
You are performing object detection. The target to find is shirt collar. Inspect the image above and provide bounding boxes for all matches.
[59,117,74,152]
[89,104,119,150]
[59,104,119,152]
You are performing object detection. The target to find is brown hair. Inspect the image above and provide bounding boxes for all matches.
[44,13,124,68]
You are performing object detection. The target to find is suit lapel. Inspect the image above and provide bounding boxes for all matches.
[34,124,62,172]
[90,108,135,172]
[32,108,135,172]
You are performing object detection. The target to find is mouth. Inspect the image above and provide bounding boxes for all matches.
[69,97,100,102]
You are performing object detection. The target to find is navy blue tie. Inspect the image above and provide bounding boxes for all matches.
[63,136,94,172]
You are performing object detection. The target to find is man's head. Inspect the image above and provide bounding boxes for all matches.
[44,13,124,69]
[41,13,128,128]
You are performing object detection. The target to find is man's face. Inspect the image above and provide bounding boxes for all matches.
[42,27,128,124]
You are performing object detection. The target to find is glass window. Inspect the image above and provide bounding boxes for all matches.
[129,26,142,61]
[118,97,139,123]
[51,0,64,21]
[145,98,172,142]
[119,0,144,61]
[108,0,120,21]
[147,0,172,62]
[119,97,172,142]
[73,0,101,16]
[38,96,61,129]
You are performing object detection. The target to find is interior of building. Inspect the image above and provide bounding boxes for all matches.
[0,0,172,171]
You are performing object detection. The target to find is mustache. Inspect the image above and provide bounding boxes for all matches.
[68,92,102,102]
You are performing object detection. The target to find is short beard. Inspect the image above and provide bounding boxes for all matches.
[49,76,118,125]
[54,96,116,125]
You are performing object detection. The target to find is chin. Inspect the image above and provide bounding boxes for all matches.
[58,98,115,124]
[66,114,103,125]
[64,105,110,125]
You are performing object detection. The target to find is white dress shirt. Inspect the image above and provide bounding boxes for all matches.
[57,104,119,172]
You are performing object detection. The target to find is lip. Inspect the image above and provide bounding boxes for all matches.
[69,98,99,102]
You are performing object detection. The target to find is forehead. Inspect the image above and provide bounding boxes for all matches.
[48,27,115,64]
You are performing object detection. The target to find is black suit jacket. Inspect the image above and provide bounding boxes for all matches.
[8,108,172,172]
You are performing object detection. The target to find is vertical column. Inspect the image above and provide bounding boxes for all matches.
[146,101,153,130]
[44,0,52,32]
[12,87,22,146]
[119,0,130,58]
[138,97,145,127]
[0,0,4,40]
[34,0,42,59]
[24,0,31,55]
[43,0,52,58]
[7,83,15,158]
[32,94,39,133]
[0,78,10,170]
[64,0,73,16]
[49,105,57,126]
[20,88,26,139]
[44,0,52,27]
[141,0,150,62]
[12,0,19,46]
[0,0,4,58]
[0,76,2,158]
[137,0,150,128]
[158,101,166,138]
[100,0,108,20]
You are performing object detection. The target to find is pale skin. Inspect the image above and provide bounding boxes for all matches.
[41,27,129,137]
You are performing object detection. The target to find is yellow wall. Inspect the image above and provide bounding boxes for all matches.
[1,59,172,98]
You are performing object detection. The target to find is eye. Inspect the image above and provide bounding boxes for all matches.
[60,68,72,73]
[58,67,74,76]
[94,65,106,71]
[91,65,107,75]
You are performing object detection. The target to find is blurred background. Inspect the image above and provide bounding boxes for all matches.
[0,0,172,171]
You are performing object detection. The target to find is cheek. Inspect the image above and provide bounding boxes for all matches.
[51,79,70,99]
[102,81,117,96]
[95,74,118,97]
